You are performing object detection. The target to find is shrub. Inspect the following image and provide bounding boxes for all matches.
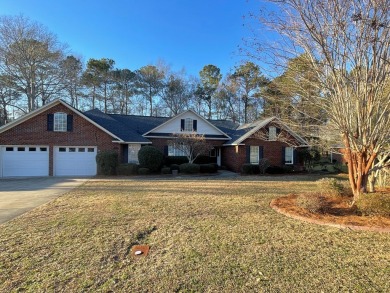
[194,155,214,164]
[316,178,346,197]
[164,156,188,166]
[258,158,270,174]
[138,167,151,175]
[138,146,164,172]
[161,167,171,174]
[117,163,139,176]
[356,193,390,217]
[170,164,180,171]
[180,163,200,174]
[199,163,218,173]
[241,164,260,175]
[96,150,118,175]
[266,165,285,174]
[296,193,323,213]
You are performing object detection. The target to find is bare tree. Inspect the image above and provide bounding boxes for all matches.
[168,133,212,164]
[251,0,390,202]
[0,15,66,112]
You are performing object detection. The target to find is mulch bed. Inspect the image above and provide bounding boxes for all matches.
[271,193,390,233]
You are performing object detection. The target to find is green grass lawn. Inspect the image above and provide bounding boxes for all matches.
[0,175,389,292]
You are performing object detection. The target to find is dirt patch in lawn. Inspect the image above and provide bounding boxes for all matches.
[271,189,390,233]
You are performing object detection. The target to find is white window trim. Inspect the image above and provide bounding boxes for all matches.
[250,146,259,164]
[184,118,193,132]
[285,147,294,165]
[54,112,67,132]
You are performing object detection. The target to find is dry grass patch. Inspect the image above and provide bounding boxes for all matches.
[0,176,389,292]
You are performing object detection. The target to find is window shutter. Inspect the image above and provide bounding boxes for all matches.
[164,145,168,156]
[259,146,264,159]
[67,114,73,131]
[180,119,185,131]
[282,147,286,164]
[193,120,197,131]
[246,145,251,163]
[293,148,298,165]
[123,145,129,163]
[47,114,54,131]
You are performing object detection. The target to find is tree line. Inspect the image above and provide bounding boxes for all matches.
[0,14,325,140]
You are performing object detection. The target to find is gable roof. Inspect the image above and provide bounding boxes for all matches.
[143,109,231,139]
[223,116,308,146]
[0,99,123,142]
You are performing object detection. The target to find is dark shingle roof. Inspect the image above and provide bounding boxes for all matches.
[83,109,152,143]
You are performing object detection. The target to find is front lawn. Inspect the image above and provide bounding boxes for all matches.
[0,176,389,292]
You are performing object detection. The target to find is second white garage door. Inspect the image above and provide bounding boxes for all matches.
[54,146,97,176]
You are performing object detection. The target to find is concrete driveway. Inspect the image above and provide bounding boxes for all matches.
[0,177,89,224]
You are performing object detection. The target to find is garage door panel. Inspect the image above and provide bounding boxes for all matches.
[2,146,49,177]
[54,146,97,176]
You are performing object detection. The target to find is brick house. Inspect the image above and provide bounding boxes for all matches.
[0,99,308,177]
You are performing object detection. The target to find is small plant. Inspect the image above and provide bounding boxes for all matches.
[170,164,180,171]
[138,167,151,175]
[179,163,200,174]
[161,167,171,174]
[199,163,218,173]
[241,164,260,175]
[266,165,285,174]
[316,178,346,197]
[138,146,164,172]
[258,158,270,174]
[117,163,139,176]
[96,150,118,175]
[296,193,323,213]
[356,193,390,217]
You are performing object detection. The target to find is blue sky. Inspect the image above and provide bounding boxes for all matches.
[1,0,263,77]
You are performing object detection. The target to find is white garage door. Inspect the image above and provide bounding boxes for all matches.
[1,146,49,177]
[54,146,97,176]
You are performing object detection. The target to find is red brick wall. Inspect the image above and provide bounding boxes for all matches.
[0,103,120,175]
[222,131,304,173]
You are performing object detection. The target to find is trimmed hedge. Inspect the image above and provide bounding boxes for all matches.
[161,167,171,174]
[180,163,200,174]
[96,150,118,175]
[199,163,218,173]
[138,146,164,172]
[117,163,139,176]
[138,167,151,175]
[164,156,188,166]
[241,164,260,175]
[170,164,180,171]
[266,165,285,174]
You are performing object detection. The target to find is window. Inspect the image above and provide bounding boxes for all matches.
[17,147,25,151]
[54,112,67,132]
[168,144,187,156]
[6,147,13,151]
[285,147,294,164]
[269,126,277,141]
[78,148,85,152]
[128,144,141,163]
[210,148,216,157]
[250,146,259,164]
[40,147,47,152]
[184,118,193,131]
[88,148,95,152]
[69,147,76,152]
[29,147,36,152]
[59,147,66,152]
